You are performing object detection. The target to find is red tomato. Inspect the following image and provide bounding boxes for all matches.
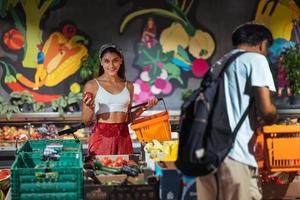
[84,92,94,100]
[115,156,127,166]
[111,161,122,168]
[115,156,123,163]
[127,160,137,166]
[101,157,112,167]
[106,163,114,168]
[115,160,124,167]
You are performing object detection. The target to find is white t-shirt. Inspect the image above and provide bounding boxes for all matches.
[218,49,276,167]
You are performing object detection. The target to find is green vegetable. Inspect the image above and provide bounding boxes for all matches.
[101,166,122,174]
[93,161,122,174]
[94,170,110,175]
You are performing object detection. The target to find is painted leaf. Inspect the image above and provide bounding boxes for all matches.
[149,66,162,80]
[164,62,183,84]
[135,43,173,68]
[0,0,19,17]
[177,45,191,63]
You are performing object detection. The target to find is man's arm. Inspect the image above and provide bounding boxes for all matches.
[253,86,277,124]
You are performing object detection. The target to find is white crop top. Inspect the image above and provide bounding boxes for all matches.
[94,79,130,115]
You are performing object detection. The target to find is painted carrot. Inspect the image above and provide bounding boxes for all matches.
[1,60,61,103]
[16,73,45,89]
[6,82,61,103]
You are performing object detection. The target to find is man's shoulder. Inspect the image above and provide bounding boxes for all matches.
[239,51,266,59]
[236,52,268,67]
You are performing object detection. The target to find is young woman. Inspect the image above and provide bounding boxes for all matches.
[81,43,158,155]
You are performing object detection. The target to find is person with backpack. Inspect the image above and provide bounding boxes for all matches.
[196,23,277,200]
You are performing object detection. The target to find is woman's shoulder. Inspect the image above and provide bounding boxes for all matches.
[126,80,133,87]
[84,79,98,90]
[126,80,134,92]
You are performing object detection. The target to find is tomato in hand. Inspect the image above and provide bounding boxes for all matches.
[84,92,94,100]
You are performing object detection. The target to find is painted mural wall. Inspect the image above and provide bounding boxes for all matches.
[0,0,299,115]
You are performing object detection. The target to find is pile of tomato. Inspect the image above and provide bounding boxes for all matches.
[100,156,137,168]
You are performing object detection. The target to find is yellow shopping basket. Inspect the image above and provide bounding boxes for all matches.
[130,98,171,143]
[262,124,300,172]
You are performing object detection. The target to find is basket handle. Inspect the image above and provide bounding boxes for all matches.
[129,98,167,124]
[129,97,167,111]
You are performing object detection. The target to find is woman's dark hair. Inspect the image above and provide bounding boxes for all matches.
[232,23,273,47]
[98,45,125,79]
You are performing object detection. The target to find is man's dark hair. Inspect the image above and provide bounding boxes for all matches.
[232,23,273,47]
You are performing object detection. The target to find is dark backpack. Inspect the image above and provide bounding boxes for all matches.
[175,51,251,176]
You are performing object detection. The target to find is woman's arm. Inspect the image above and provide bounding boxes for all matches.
[126,82,158,123]
[81,81,96,126]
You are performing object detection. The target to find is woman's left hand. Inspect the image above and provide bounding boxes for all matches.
[144,97,159,110]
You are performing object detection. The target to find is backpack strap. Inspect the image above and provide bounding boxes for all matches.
[232,98,254,136]
[218,50,251,135]
[218,51,246,78]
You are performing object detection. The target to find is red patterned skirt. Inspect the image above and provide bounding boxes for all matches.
[88,122,133,155]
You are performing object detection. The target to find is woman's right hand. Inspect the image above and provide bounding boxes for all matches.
[83,91,95,110]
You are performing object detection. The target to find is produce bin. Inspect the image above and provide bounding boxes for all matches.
[17,139,81,154]
[11,152,83,200]
[262,125,300,172]
[84,175,158,200]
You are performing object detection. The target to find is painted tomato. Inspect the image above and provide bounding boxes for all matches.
[3,28,24,50]
[191,58,209,78]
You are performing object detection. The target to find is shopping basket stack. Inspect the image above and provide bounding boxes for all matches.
[262,125,300,172]
[10,139,83,200]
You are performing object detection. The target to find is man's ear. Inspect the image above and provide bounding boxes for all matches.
[258,40,268,55]
[258,41,264,51]
[258,42,263,51]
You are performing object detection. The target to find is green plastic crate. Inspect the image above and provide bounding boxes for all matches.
[11,152,83,200]
[18,139,82,154]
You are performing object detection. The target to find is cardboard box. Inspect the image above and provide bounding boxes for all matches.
[84,166,158,200]
[155,161,182,200]
[84,177,158,200]
[95,154,141,163]
[96,173,145,185]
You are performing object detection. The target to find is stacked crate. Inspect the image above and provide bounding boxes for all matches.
[11,139,83,200]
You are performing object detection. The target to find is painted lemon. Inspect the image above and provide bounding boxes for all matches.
[70,82,81,93]
[159,22,189,54]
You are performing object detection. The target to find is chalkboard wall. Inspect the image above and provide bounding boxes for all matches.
[1,0,294,110]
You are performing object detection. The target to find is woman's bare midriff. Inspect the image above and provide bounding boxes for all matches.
[96,112,128,123]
